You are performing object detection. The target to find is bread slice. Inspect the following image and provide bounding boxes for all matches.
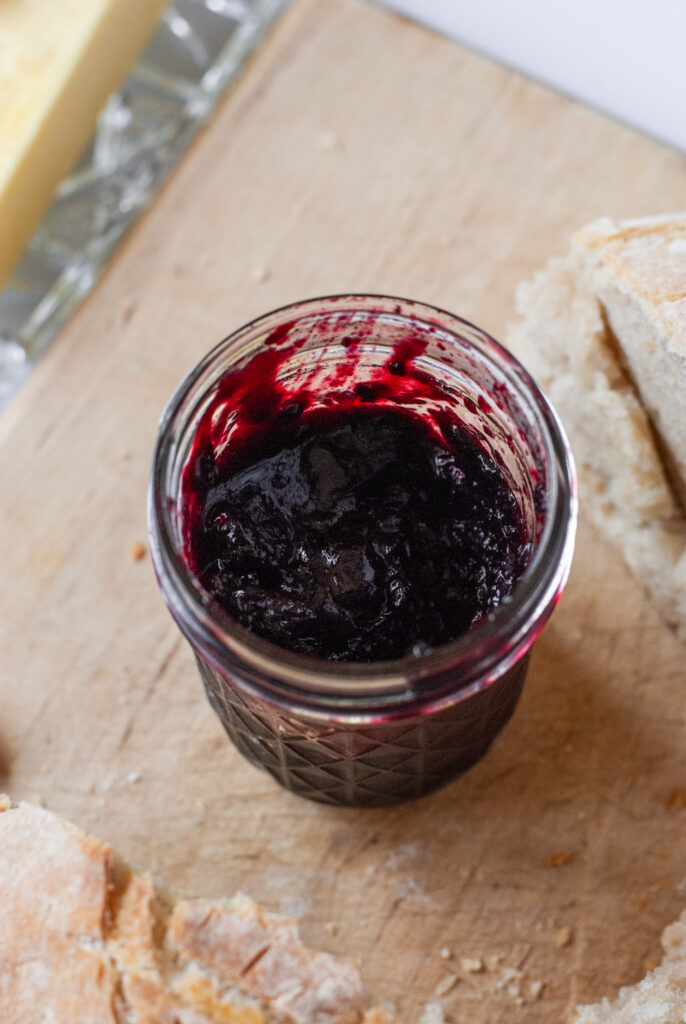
[574,909,686,1023]
[506,213,686,633]
[0,796,394,1024]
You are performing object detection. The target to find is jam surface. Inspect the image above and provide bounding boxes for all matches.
[184,328,530,661]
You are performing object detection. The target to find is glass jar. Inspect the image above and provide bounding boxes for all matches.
[148,295,576,807]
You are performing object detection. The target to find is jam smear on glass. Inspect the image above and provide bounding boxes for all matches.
[182,324,531,663]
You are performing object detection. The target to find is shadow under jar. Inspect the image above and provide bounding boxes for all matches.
[148,295,576,807]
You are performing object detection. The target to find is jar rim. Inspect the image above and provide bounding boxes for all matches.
[148,294,577,708]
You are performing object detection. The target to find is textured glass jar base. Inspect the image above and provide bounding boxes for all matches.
[196,652,530,807]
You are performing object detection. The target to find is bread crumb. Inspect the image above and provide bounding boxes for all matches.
[529,980,544,999]
[496,967,522,990]
[251,264,271,284]
[325,921,339,936]
[130,541,146,562]
[555,926,573,948]
[439,947,452,960]
[120,297,137,323]
[127,770,142,785]
[318,131,343,151]
[102,773,116,792]
[549,850,573,867]
[637,896,647,910]
[419,1003,446,1024]
[485,953,502,971]
[666,787,686,811]
[435,974,458,996]
[460,956,484,973]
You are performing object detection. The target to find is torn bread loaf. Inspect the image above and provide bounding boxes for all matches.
[506,213,686,632]
[0,796,394,1024]
[575,909,686,1023]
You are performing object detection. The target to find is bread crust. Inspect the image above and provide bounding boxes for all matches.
[506,212,686,634]
[0,799,390,1024]
[0,800,121,1023]
[574,215,686,349]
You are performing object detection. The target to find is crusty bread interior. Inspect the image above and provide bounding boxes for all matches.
[0,797,393,1024]
[506,213,686,634]
[574,910,686,1024]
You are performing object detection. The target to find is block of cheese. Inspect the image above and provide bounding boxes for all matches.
[0,0,168,290]
[506,214,686,634]
[574,908,686,1024]
[0,797,394,1024]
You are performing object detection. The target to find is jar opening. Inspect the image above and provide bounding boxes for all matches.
[149,295,576,706]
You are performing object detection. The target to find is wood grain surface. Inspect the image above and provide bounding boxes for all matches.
[1,1,686,1021]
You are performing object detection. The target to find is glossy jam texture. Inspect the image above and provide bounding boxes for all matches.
[181,316,532,662]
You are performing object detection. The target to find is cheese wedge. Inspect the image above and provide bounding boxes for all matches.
[0,0,168,290]
[506,214,686,634]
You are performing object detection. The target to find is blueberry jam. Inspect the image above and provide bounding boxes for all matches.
[181,323,531,662]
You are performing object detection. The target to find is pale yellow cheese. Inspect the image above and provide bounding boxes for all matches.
[0,0,168,290]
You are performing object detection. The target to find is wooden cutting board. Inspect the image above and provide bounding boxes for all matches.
[1,1,686,1020]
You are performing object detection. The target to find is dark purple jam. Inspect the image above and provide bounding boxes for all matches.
[181,319,530,662]
[187,406,529,661]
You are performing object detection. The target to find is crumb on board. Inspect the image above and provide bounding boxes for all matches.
[130,541,146,562]
[325,921,339,936]
[666,787,686,811]
[439,947,452,960]
[251,264,271,284]
[555,926,573,949]
[529,980,545,999]
[127,770,142,785]
[418,1003,446,1024]
[120,297,138,323]
[460,956,484,973]
[317,131,343,151]
[495,967,523,991]
[549,850,573,867]
[435,974,458,996]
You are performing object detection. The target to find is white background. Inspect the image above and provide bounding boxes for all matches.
[381,0,686,153]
